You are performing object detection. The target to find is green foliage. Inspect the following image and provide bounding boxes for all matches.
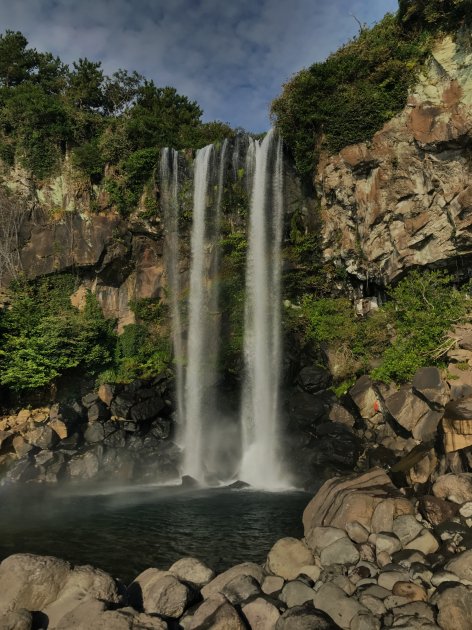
[271,12,432,176]
[372,270,467,382]
[0,275,115,391]
[398,0,471,30]
[0,30,234,183]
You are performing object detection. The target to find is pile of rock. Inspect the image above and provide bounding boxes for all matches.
[0,378,180,485]
[1,466,472,629]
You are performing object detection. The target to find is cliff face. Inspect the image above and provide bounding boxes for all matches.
[319,29,472,285]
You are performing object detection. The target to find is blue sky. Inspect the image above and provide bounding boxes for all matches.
[1,0,398,131]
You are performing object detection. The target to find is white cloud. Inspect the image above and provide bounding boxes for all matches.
[0,0,398,130]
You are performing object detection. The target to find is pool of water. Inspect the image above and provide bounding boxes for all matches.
[0,483,310,583]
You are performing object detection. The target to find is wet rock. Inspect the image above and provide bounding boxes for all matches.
[68,448,102,480]
[242,597,281,629]
[266,537,314,580]
[84,422,105,444]
[201,562,264,599]
[433,474,472,504]
[169,557,215,588]
[436,584,472,630]
[12,436,34,459]
[110,393,135,419]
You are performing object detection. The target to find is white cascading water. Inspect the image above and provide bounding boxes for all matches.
[240,130,285,488]
[183,144,214,480]
[160,148,185,425]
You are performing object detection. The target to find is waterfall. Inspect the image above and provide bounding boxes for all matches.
[160,148,185,425]
[183,144,214,480]
[240,130,285,488]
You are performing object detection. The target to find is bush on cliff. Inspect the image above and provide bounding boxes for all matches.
[271,0,470,177]
[0,275,115,391]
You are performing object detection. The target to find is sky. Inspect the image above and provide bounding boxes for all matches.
[0,0,398,131]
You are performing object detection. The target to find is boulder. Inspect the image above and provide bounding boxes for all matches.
[313,583,369,630]
[320,538,360,567]
[68,449,101,480]
[384,388,443,440]
[130,397,166,423]
[306,527,347,553]
[275,603,339,630]
[346,522,369,544]
[186,595,245,629]
[297,366,332,395]
[0,609,33,630]
[267,538,314,580]
[436,584,472,630]
[169,557,214,588]
[0,554,70,614]
[412,367,450,409]
[130,571,193,618]
[201,562,264,599]
[328,404,356,429]
[242,597,281,629]
[418,495,459,526]
[445,549,472,582]
[221,574,261,606]
[110,394,135,419]
[433,474,472,504]
[349,376,379,420]
[279,580,316,607]
[24,425,58,450]
[303,469,414,534]
[87,402,110,423]
[98,383,116,406]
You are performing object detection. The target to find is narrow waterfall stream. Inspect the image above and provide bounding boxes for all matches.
[240,130,285,488]
[183,144,214,480]
[160,148,185,425]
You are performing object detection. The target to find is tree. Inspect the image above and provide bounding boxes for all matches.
[103,69,144,115]
[67,58,105,111]
[0,31,37,87]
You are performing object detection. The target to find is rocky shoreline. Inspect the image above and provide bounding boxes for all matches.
[1,466,472,629]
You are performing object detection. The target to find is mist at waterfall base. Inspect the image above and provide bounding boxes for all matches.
[0,484,309,583]
[161,130,289,489]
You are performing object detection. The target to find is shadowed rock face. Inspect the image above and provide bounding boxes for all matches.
[318,29,472,285]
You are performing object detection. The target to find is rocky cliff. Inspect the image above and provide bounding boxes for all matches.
[319,28,472,285]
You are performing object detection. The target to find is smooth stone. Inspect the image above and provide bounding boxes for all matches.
[378,571,410,591]
[445,549,472,582]
[376,551,392,568]
[320,537,360,567]
[332,575,356,596]
[431,571,461,587]
[359,585,391,600]
[383,595,410,609]
[313,583,369,630]
[391,602,436,622]
[134,573,193,618]
[169,557,215,587]
[279,580,315,608]
[432,474,472,505]
[275,603,337,630]
[359,594,386,616]
[392,581,427,602]
[346,522,370,544]
[188,596,245,630]
[437,584,472,630]
[221,574,261,606]
[375,533,402,556]
[404,530,439,555]
[267,538,314,581]
[392,515,424,546]
[350,611,381,630]
[242,597,281,630]
[305,527,347,553]
[202,563,264,599]
[262,576,285,596]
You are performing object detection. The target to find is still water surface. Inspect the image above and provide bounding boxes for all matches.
[0,484,309,583]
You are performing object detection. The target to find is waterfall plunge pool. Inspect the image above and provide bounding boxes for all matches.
[0,484,310,583]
